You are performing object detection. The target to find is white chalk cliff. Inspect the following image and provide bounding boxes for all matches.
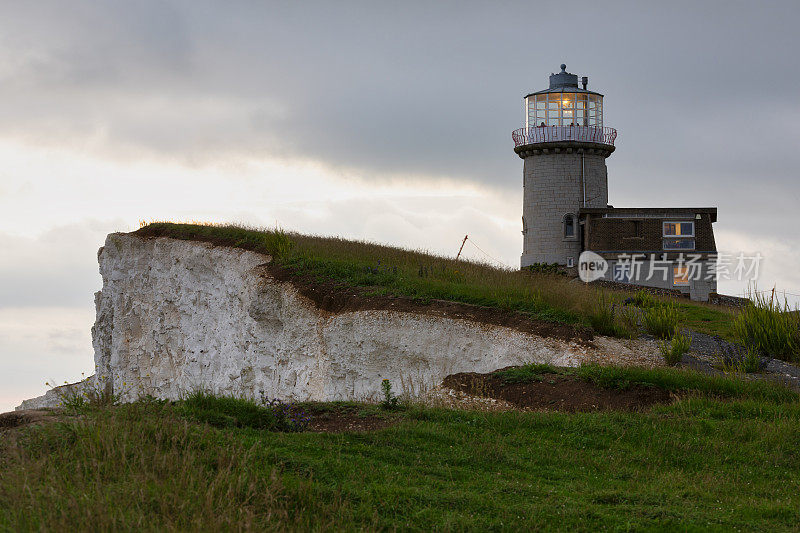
[18,233,652,410]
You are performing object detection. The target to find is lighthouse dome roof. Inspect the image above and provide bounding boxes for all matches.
[524,64,603,98]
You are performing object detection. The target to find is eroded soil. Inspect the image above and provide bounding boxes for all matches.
[306,411,396,433]
[265,264,593,344]
[296,403,398,433]
[441,370,672,412]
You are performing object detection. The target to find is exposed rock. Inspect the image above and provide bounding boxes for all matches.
[16,378,97,411]
[18,233,664,409]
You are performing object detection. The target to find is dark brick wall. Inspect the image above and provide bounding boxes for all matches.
[586,213,716,254]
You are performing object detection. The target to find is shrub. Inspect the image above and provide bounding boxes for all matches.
[731,288,800,362]
[644,302,680,340]
[261,398,311,432]
[659,331,692,366]
[525,262,561,274]
[380,379,399,410]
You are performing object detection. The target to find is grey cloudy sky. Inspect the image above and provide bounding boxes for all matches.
[2,0,800,411]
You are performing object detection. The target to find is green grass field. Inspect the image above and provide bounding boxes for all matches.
[2,367,799,531]
[134,222,739,340]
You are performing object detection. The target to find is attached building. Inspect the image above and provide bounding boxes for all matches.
[580,207,718,301]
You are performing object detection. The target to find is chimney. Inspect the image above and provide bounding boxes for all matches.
[581,76,588,90]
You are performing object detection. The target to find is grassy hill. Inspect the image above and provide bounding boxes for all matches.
[134,222,738,340]
[2,367,799,531]
[4,224,798,530]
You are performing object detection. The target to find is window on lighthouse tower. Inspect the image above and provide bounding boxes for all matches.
[564,214,575,238]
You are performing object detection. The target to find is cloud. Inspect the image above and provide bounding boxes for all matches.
[0,306,95,413]
[715,229,800,306]
[1,1,795,191]
[0,222,109,307]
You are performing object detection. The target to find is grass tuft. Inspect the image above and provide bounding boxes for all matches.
[659,331,693,366]
[631,289,657,308]
[643,301,681,339]
[732,287,800,362]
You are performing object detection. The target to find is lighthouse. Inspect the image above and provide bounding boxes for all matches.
[513,64,616,268]
[512,64,720,301]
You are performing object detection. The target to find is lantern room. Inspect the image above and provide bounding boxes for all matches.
[524,64,603,129]
[513,64,615,149]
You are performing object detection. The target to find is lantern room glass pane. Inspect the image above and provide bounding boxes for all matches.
[523,91,607,128]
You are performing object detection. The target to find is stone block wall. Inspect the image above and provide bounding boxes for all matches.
[521,150,609,266]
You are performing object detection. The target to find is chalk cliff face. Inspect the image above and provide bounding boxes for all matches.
[18,233,652,410]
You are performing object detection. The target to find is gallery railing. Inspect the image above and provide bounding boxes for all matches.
[512,125,617,148]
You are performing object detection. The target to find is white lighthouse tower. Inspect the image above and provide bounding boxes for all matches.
[513,64,617,268]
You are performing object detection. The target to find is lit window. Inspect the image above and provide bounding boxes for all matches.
[673,266,690,286]
[663,221,695,250]
[663,221,694,237]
